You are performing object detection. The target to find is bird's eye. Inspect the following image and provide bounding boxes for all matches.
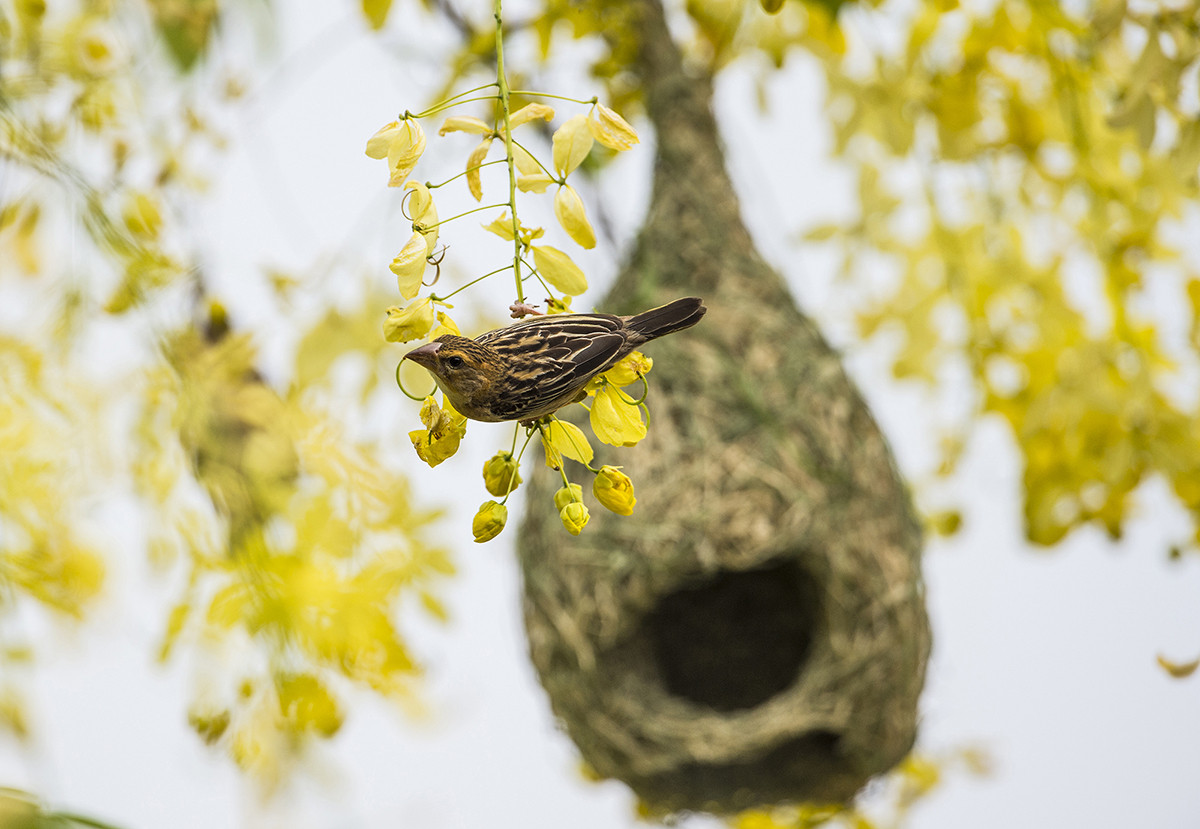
[444,355,465,370]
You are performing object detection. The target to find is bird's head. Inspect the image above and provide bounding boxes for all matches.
[404,335,502,417]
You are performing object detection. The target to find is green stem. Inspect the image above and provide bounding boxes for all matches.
[494,0,524,303]
[426,159,506,190]
[508,91,599,106]
[510,137,559,179]
[416,95,502,119]
[432,263,514,302]
[500,428,537,505]
[413,83,500,118]
[422,202,510,231]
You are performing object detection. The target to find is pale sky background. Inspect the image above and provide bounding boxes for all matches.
[3,2,1200,828]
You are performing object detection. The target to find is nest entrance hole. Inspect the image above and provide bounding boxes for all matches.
[643,560,820,711]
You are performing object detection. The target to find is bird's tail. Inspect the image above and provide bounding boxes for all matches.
[626,297,707,342]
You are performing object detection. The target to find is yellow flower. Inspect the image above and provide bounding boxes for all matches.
[589,385,647,446]
[365,119,425,187]
[483,451,522,497]
[559,501,590,536]
[554,185,596,249]
[383,298,436,343]
[602,351,653,388]
[593,466,635,516]
[404,181,439,255]
[472,501,508,543]
[553,483,583,512]
[588,104,639,151]
[408,395,466,467]
[389,231,428,299]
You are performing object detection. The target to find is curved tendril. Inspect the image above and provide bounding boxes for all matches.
[399,187,416,222]
[396,361,436,401]
[622,373,650,406]
[423,246,447,287]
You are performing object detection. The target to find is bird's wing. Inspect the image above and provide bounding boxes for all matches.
[481,314,631,420]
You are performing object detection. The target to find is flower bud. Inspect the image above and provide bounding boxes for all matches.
[472,501,508,543]
[553,483,583,512]
[593,465,636,516]
[559,501,590,536]
[483,451,522,497]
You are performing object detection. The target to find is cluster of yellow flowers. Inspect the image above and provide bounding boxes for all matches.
[364,86,646,541]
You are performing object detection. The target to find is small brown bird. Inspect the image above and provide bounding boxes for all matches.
[404,297,706,423]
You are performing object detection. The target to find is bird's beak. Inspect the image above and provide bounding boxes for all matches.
[404,341,442,368]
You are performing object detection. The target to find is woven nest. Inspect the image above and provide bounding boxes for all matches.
[517,279,931,814]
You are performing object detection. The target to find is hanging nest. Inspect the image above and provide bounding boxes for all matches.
[515,0,930,815]
[517,285,930,813]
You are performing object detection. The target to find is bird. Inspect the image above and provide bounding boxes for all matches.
[403,296,707,423]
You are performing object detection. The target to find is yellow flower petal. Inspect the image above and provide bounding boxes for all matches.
[543,419,594,469]
[387,120,425,171]
[466,138,493,202]
[389,231,428,299]
[409,395,466,467]
[439,115,493,136]
[603,351,652,387]
[367,119,425,187]
[483,211,516,241]
[404,181,439,255]
[559,501,589,535]
[509,103,555,130]
[588,104,639,151]
[552,114,594,177]
[472,501,508,543]
[512,143,543,176]
[365,120,400,159]
[589,385,646,447]
[517,173,556,194]
[593,465,635,516]
[531,245,588,296]
[554,185,596,249]
[383,298,436,343]
[429,310,460,340]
